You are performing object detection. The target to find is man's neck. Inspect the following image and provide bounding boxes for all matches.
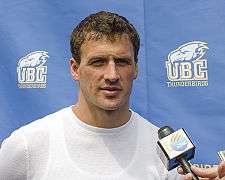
[71,102,131,129]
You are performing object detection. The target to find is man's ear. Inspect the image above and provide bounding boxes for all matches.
[70,58,79,80]
[134,63,138,79]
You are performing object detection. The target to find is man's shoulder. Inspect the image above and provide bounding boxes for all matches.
[1,106,72,152]
[16,106,72,136]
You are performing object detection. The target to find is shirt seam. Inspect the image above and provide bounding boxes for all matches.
[20,129,30,180]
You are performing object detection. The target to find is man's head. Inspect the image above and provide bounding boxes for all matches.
[70,11,140,65]
[70,11,139,114]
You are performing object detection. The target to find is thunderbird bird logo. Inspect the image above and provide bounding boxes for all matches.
[18,51,49,68]
[168,41,208,63]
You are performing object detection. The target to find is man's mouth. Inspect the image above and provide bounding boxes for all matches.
[100,86,122,96]
[101,86,121,91]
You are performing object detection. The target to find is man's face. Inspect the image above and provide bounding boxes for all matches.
[71,34,138,111]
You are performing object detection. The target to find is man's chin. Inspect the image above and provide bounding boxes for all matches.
[101,106,121,111]
[99,103,125,111]
[96,97,128,111]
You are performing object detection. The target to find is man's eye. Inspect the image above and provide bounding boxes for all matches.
[90,59,105,66]
[115,58,130,66]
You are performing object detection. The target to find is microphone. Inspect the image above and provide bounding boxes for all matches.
[157,126,199,180]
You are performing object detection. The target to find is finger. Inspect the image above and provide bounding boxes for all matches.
[178,166,202,180]
[177,166,195,175]
[191,165,218,179]
[177,166,184,174]
[182,173,210,180]
[218,162,225,178]
[183,173,193,180]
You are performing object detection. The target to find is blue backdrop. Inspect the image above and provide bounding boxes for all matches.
[0,0,225,166]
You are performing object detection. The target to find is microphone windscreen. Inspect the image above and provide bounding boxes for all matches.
[158,126,174,139]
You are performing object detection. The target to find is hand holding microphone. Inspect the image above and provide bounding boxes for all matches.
[157,126,225,180]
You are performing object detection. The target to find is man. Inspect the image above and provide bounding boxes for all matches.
[0,11,224,180]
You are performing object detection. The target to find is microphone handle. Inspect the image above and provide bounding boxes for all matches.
[178,157,199,180]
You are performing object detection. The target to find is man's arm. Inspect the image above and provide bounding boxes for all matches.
[0,130,28,180]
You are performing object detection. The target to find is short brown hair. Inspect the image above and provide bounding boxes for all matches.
[70,11,140,64]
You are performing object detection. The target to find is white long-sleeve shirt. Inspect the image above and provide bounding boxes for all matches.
[0,106,182,180]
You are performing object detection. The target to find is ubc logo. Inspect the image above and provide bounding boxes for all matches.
[17,51,49,88]
[165,41,209,87]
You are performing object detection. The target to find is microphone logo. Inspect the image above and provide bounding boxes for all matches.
[170,131,188,151]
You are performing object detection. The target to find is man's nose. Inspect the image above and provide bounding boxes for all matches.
[104,61,120,82]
